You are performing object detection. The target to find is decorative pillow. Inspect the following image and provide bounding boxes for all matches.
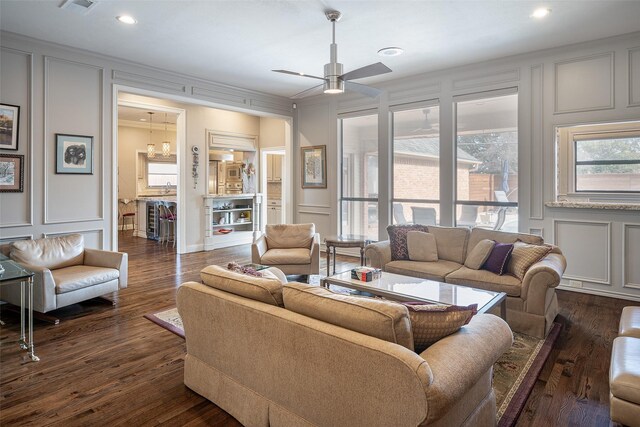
[400,302,477,353]
[507,241,552,280]
[227,261,263,277]
[482,242,514,275]
[464,239,495,270]
[407,231,438,262]
[387,224,429,261]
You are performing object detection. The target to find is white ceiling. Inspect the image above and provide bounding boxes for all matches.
[2,1,640,98]
[118,106,178,124]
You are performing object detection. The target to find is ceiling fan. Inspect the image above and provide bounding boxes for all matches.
[273,10,392,99]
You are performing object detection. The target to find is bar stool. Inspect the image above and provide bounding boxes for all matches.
[118,199,136,232]
[158,202,176,247]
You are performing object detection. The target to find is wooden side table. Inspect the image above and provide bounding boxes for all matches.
[324,234,372,277]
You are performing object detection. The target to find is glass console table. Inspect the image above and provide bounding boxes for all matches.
[0,254,39,361]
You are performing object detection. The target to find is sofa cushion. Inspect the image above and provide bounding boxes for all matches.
[387,224,429,261]
[11,234,85,270]
[446,266,522,296]
[399,302,477,353]
[467,228,543,255]
[407,231,438,262]
[261,248,311,265]
[265,223,315,249]
[201,265,284,306]
[507,242,552,280]
[426,226,470,264]
[482,242,513,275]
[610,337,640,405]
[464,239,495,270]
[385,260,462,282]
[283,283,414,351]
[52,265,119,294]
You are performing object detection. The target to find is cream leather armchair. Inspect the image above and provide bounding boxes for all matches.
[0,234,128,317]
[252,223,320,279]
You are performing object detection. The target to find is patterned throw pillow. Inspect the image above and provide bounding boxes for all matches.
[387,224,429,261]
[482,242,514,275]
[507,242,552,280]
[400,302,477,353]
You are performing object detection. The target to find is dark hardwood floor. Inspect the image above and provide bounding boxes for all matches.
[0,232,637,426]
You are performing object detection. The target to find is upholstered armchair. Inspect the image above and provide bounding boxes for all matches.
[252,223,320,279]
[0,234,128,319]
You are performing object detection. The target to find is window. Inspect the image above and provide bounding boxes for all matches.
[455,92,518,231]
[147,161,178,187]
[556,121,640,200]
[575,136,640,192]
[340,113,378,241]
[392,104,440,225]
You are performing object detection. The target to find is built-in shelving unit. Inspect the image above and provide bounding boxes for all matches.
[203,194,262,250]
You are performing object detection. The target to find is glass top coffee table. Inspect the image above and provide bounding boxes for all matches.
[322,271,506,317]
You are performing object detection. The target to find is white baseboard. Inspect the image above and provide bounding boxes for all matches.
[557,284,640,302]
[186,244,204,253]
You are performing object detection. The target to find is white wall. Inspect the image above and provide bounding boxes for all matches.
[295,31,640,301]
[0,32,292,251]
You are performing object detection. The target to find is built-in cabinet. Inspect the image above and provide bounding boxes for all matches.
[204,194,262,249]
[266,154,282,182]
[266,199,282,225]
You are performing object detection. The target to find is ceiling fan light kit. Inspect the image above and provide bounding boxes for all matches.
[273,10,392,99]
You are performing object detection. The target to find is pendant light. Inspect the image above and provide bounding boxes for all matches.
[147,112,156,158]
[162,113,171,157]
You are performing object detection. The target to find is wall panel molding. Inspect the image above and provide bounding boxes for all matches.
[249,98,292,114]
[451,68,520,91]
[191,85,248,106]
[112,70,187,93]
[554,52,615,114]
[0,47,34,228]
[629,46,640,107]
[553,219,611,284]
[0,234,33,245]
[388,81,441,104]
[529,64,544,220]
[43,228,104,248]
[297,203,332,209]
[623,223,640,289]
[43,56,104,224]
[298,210,331,215]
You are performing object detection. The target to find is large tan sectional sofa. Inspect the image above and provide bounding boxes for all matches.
[177,266,513,427]
[365,227,567,338]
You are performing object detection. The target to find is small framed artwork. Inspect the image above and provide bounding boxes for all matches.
[0,154,24,192]
[56,134,93,174]
[0,104,20,151]
[301,145,327,189]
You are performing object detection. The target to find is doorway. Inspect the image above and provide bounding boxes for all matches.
[261,148,288,228]
[114,97,186,253]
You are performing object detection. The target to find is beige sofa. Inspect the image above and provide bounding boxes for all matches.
[0,234,128,315]
[365,227,566,338]
[610,306,640,426]
[252,223,320,278]
[177,266,513,427]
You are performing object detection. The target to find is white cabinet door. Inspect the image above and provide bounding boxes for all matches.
[273,207,282,224]
[273,155,282,182]
[266,154,273,182]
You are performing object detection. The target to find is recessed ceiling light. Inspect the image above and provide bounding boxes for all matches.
[531,8,551,18]
[378,47,404,57]
[116,15,137,24]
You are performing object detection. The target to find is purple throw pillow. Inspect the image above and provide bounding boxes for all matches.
[387,224,429,261]
[482,242,514,275]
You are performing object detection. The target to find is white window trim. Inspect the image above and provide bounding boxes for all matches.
[556,121,640,203]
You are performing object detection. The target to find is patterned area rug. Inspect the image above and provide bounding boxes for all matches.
[145,307,560,426]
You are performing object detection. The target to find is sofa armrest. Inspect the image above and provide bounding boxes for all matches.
[252,234,268,263]
[520,252,566,315]
[419,314,513,423]
[0,263,57,313]
[364,240,392,269]
[84,248,129,289]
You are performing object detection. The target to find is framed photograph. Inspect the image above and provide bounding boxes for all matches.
[0,154,24,192]
[301,145,327,189]
[56,134,93,174]
[0,104,20,151]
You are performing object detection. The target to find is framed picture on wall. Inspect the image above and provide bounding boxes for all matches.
[0,104,20,151]
[0,154,24,192]
[56,134,93,174]
[301,145,327,189]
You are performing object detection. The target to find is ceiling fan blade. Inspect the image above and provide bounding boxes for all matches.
[291,83,325,99]
[344,81,382,98]
[340,62,392,81]
[272,69,327,81]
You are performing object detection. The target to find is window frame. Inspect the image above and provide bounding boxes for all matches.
[557,121,640,201]
[146,157,178,189]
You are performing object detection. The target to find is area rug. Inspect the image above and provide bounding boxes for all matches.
[145,307,560,426]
